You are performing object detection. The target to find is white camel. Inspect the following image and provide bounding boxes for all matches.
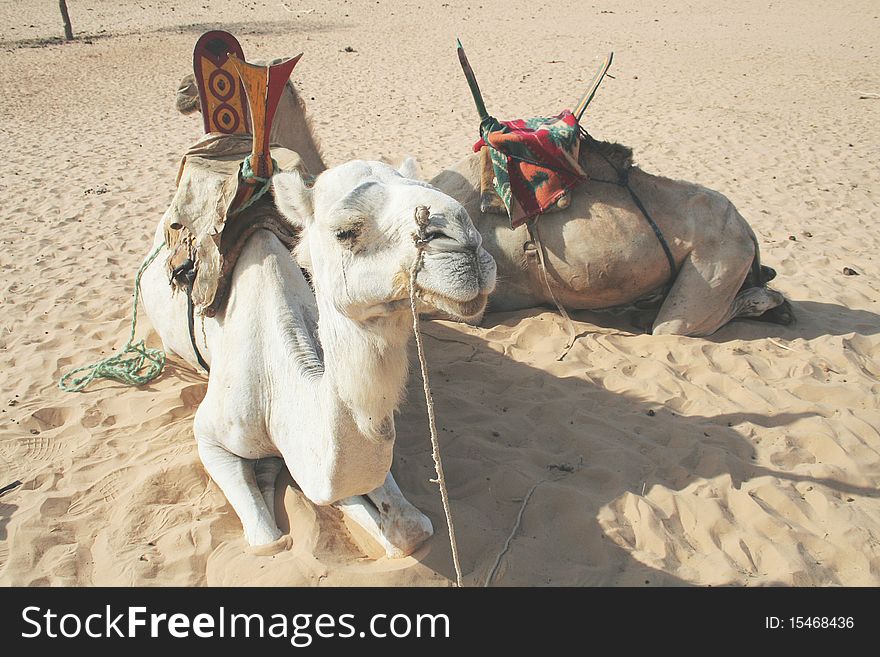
[140,159,497,555]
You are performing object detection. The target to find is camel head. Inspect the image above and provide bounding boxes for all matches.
[273,160,496,322]
[175,74,200,115]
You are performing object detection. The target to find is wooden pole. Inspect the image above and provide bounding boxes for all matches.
[228,54,302,180]
[59,0,74,41]
[456,39,489,122]
[573,52,614,122]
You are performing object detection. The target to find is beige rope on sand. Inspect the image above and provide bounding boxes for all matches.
[409,205,464,588]
[484,479,546,586]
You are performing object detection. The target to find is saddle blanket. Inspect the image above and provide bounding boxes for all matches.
[163,133,308,316]
[473,110,586,227]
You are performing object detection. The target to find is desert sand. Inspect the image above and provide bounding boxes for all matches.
[0,0,878,586]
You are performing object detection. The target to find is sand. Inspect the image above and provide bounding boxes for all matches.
[0,0,878,586]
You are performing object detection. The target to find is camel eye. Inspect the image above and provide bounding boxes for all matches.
[334,222,363,246]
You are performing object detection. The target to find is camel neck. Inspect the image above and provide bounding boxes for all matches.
[247,233,399,497]
[260,255,411,446]
[272,86,327,176]
[313,299,411,441]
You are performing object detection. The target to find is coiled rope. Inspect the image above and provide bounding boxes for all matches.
[408,205,464,587]
[58,242,167,392]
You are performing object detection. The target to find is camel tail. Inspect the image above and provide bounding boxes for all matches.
[741,214,776,289]
[749,232,778,287]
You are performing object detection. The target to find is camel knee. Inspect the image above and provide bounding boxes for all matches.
[367,474,433,556]
[336,491,433,558]
[382,505,433,557]
[377,515,433,558]
[298,469,389,507]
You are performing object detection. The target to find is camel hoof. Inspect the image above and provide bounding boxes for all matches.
[247,534,293,556]
[756,298,795,326]
[383,515,434,559]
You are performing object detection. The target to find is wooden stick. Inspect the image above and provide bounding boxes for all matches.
[59,0,73,41]
[228,54,302,179]
[574,52,614,121]
[456,39,490,122]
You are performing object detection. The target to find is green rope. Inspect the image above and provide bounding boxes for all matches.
[59,154,281,392]
[233,156,279,215]
[59,242,167,392]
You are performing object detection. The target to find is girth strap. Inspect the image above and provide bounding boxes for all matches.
[592,151,677,283]
[171,259,211,373]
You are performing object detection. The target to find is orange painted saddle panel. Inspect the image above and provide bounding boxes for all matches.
[193,30,250,135]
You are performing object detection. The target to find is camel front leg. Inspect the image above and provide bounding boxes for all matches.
[651,249,753,336]
[197,441,291,555]
[254,457,285,525]
[335,473,434,558]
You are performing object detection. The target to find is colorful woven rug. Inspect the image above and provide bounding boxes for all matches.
[456,41,613,227]
[473,110,586,227]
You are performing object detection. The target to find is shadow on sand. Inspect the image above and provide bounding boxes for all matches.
[480,298,880,344]
[366,316,874,585]
[157,300,873,586]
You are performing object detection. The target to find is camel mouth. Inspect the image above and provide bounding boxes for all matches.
[175,91,201,115]
[415,288,490,321]
[392,260,493,321]
[176,96,201,115]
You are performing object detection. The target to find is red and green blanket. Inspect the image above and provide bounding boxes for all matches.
[473,110,586,227]
[456,41,613,228]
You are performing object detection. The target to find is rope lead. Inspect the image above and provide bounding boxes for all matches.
[59,242,167,392]
[60,151,277,393]
[233,156,279,215]
[408,205,464,587]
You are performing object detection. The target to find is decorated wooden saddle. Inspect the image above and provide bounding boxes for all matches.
[457,42,612,228]
[163,31,306,317]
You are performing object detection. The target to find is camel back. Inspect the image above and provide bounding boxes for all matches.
[163,31,308,317]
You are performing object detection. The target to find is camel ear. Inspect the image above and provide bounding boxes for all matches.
[398,156,421,180]
[273,170,314,227]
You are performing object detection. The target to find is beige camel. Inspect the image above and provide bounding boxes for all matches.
[175,74,791,336]
[140,157,497,554]
[431,134,791,335]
